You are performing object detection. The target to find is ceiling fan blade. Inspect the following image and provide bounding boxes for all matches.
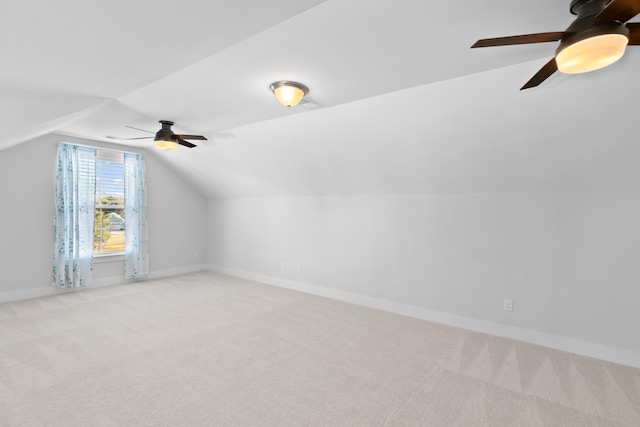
[177,138,197,148]
[176,134,207,141]
[596,0,640,23]
[520,58,558,90]
[125,125,155,134]
[126,136,154,140]
[626,22,640,44]
[471,32,568,48]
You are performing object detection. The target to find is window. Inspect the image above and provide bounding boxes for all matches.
[52,142,148,289]
[94,150,125,255]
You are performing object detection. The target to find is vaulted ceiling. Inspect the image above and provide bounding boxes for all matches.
[4,0,640,197]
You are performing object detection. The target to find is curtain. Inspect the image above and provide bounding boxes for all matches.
[124,152,149,279]
[51,143,96,288]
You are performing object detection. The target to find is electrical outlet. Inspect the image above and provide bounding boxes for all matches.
[281,262,286,270]
[296,264,301,273]
[504,299,513,312]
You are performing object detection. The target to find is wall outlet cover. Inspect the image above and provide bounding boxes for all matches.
[504,299,513,312]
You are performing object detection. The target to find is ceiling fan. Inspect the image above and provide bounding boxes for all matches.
[125,120,207,150]
[471,0,640,89]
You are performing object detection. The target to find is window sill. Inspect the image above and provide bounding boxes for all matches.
[94,253,125,263]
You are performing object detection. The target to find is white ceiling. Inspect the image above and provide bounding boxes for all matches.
[3,0,640,197]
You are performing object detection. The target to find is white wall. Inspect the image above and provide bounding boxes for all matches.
[0,134,207,299]
[207,193,640,365]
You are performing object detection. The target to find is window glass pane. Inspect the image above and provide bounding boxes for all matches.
[95,157,125,254]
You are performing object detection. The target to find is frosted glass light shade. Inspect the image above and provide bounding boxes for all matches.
[155,139,178,150]
[556,34,628,74]
[270,81,308,108]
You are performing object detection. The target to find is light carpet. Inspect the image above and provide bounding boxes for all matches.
[0,271,638,426]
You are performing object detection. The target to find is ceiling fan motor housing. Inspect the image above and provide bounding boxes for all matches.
[155,120,176,141]
[570,0,612,15]
[559,0,629,54]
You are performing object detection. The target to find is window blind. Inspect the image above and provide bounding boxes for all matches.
[95,150,126,254]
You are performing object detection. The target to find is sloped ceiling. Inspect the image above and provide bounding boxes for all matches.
[3,0,640,197]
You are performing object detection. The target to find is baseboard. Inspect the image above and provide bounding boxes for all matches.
[91,264,209,287]
[207,264,640,369]
[145,264,210,280]
[0,287,59,304]
[0,264,208,304]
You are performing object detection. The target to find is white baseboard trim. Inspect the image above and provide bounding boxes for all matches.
[0,287,58,304]
[146,264,209,280]
[0,264,208,304]
[207,264,640,369]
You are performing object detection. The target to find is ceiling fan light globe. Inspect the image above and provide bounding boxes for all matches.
[556,33,628,74]
[155,139,178,150]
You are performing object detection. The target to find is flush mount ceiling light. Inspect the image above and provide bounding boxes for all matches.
[471,0,640,89]
[270,81,309,107]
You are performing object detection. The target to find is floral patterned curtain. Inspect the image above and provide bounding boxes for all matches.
[51,143,96,288]
[124,152,149,279]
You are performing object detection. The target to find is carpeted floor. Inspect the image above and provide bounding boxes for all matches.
[0,271,638,426]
